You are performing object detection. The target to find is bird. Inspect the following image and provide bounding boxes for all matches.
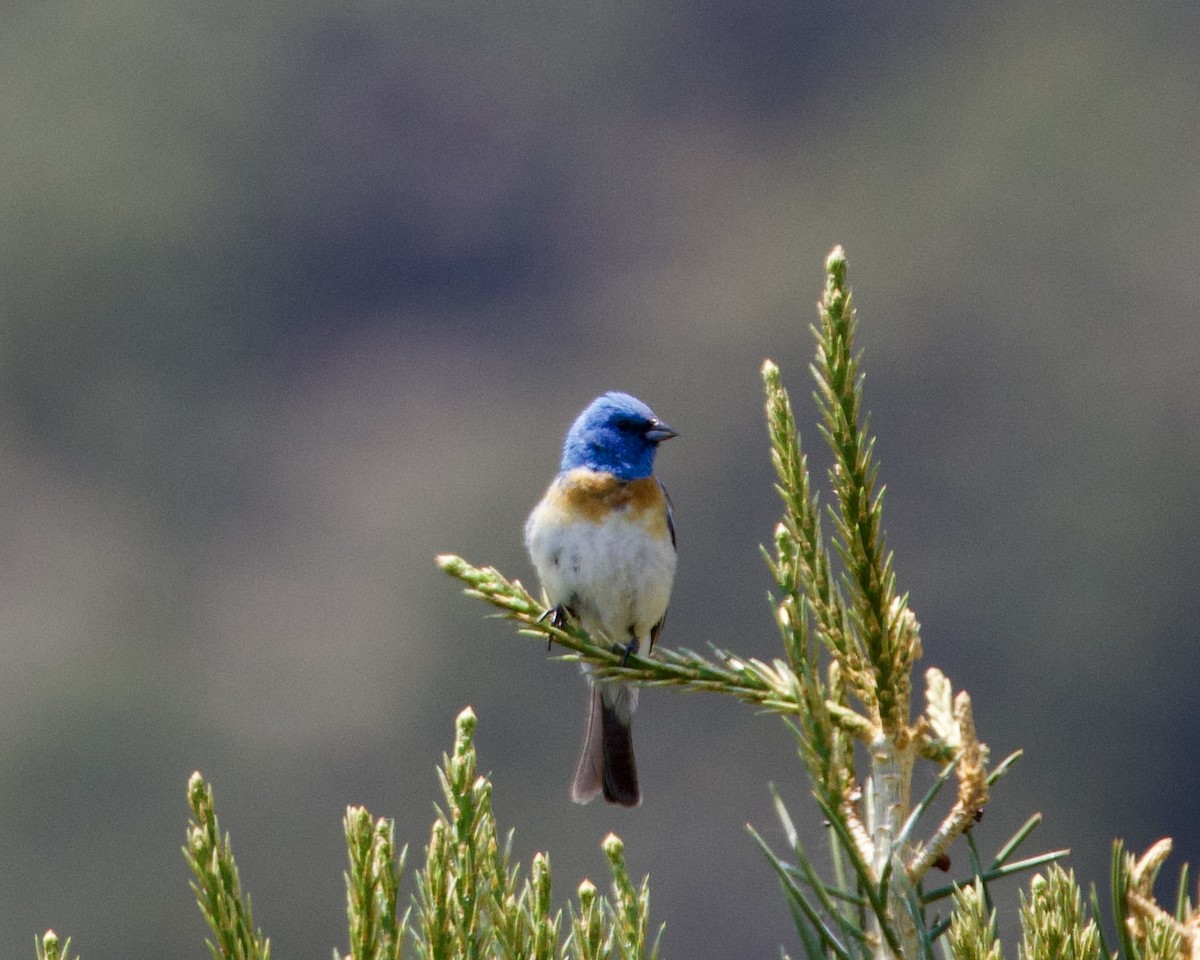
[524,392,678,806]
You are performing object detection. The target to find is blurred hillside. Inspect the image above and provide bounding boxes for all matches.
[3,1,1199,956]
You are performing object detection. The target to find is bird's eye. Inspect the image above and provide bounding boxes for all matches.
[614,418,638,434]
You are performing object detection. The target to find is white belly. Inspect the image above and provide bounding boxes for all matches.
[525,505,676,645]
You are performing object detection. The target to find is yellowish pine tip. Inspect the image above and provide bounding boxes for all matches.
[456,705,477,736]
[1132,838,1173,890]
[187,771,208,807]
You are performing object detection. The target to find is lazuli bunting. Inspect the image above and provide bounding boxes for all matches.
[525,392,678,806]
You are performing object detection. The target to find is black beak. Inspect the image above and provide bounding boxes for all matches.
[644,420,678,444]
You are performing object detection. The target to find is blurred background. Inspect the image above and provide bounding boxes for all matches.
[3,0,1199,955]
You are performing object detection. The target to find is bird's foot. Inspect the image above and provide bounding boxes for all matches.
[538,604,573,650]
[619,636,640,667]
[537,603,572,629]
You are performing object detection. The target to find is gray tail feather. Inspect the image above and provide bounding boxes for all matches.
[571,687,640,807]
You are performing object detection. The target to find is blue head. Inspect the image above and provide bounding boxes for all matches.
[560,392,677,480]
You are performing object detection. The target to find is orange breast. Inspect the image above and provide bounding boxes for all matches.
[556,469,671,539]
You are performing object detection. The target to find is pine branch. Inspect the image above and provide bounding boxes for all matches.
[1017,867,1103,960]
[413,707,660,960]
[183,772,271,960]
[341,806,407,960]
[34,931,78,960]
[178,710,655,960]
[436,554,827,720]
[947,883,1002,960]
[810,248,909,732]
